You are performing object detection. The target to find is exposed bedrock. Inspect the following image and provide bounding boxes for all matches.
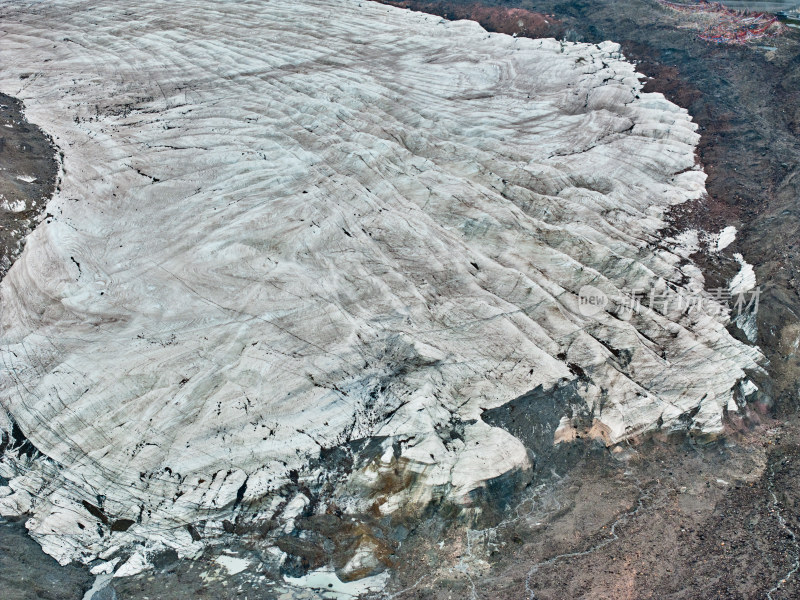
[0,93,58,279]
[374,1,565,38]
[0,0,762,574]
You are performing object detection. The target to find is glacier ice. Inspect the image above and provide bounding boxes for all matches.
[0,0,762,567]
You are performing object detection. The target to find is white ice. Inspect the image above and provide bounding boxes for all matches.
[0,0,762,567]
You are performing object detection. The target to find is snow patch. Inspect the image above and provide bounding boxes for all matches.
[215,555,251,576]
[90,559,119,575]
[713,225,737,252]
[730,253,756,295]
[668,229,700,258]
[114,552,152,578]
[81,573,113,600]
[0,198,26,212]
[284,568,390,599]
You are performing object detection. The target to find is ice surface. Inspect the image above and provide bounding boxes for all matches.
[215,555,251,576]
[0,0,761,566]
[714,225,738,252]
[730,253,757,295]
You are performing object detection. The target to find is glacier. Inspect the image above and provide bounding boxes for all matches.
[0,0,761,571]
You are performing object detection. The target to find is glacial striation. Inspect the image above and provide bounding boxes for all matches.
[0,0,762,571]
